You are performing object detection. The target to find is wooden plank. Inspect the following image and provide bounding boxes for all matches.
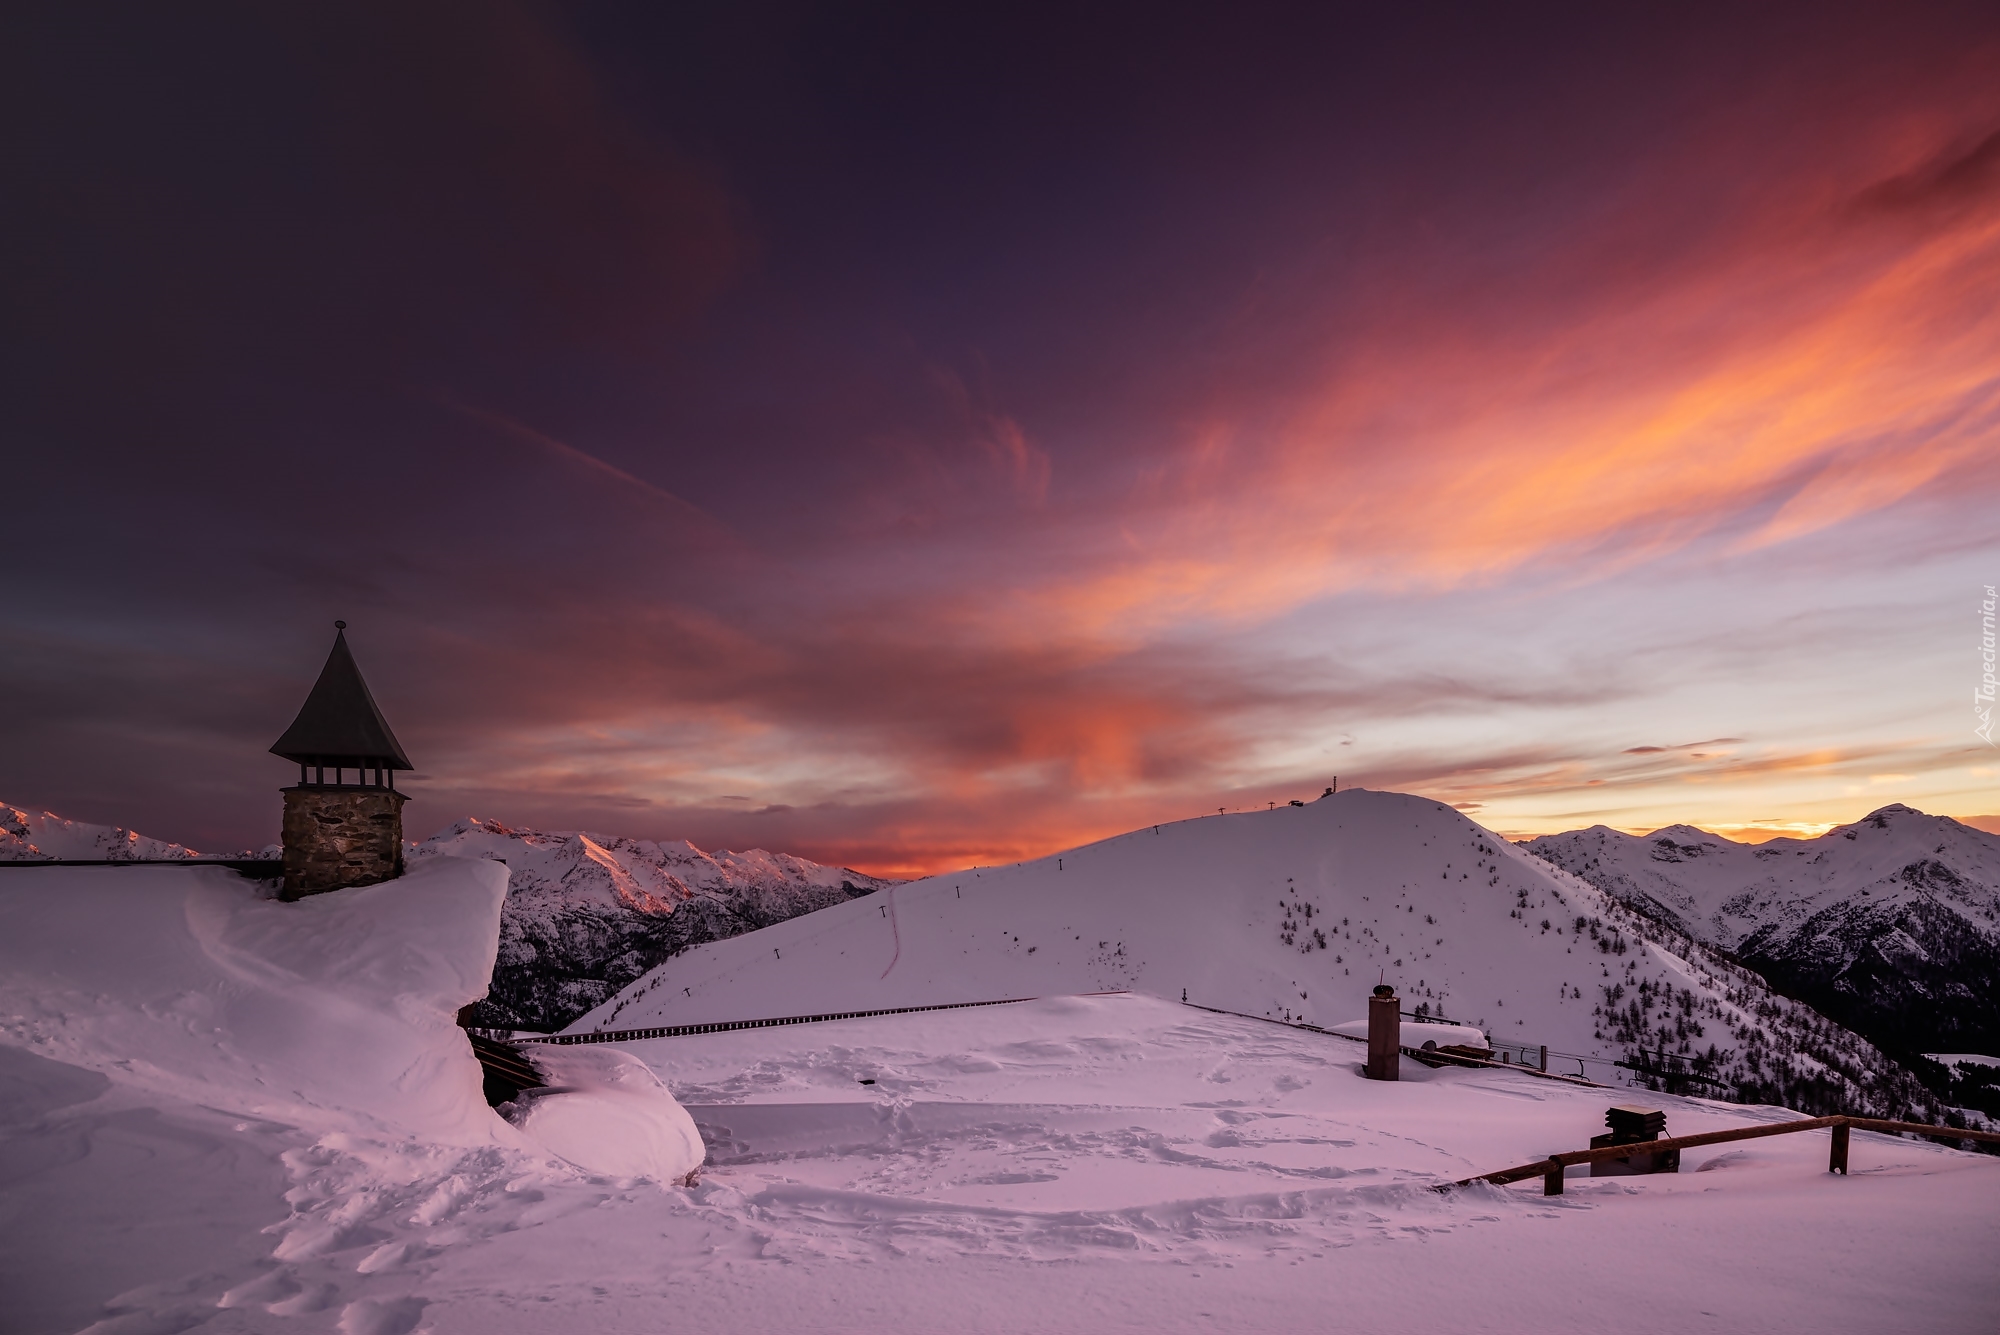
[1842,1116,2000,1146]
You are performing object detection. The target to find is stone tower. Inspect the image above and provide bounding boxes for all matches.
[269,621,414,901]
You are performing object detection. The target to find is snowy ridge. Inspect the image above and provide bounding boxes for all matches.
[0,802,277,862]
[413,817,890,1031]
[578,789,1938,1120]
[1521,805,2000,1064]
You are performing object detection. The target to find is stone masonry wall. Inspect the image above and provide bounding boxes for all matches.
[281,787,406,900]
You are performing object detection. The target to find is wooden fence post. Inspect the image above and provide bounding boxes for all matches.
[1543,1158,1564,1196]
[1829,1122,1849,1175]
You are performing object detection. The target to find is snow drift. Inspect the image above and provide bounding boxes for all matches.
[0,855,509,1141]
[507,1045,704,1180]
[0,855,702,1333]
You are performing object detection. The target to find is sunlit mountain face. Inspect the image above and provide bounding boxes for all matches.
[4,3,1999,875]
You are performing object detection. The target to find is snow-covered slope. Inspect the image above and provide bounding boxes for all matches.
[415,818,890,1031]
[5,820,1996,1334]
[576,789,1936,1119]
[0,801,277,861]
[1521,805,2000,1060]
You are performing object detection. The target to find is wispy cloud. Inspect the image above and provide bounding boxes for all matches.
[442,399,728,527]
[9,7,2000,872]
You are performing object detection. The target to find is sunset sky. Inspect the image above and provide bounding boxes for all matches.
[6,3,1999,875]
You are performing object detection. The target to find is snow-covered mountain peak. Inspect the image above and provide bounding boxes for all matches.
[1523,805,2000,1062]
[1644,823,1721,841]
[574,834,695,915]
[1638,825,1731,859]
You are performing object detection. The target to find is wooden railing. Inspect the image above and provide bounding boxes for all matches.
[467,1033,546,1107]
[0,857,283,876]
[1452,1115,2000,1196]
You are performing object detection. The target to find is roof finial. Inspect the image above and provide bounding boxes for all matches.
[335,620,346,629]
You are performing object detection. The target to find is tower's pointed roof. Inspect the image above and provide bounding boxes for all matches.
[270,623,413,769]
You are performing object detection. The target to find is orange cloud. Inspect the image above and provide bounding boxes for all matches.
[956,119,2000,650]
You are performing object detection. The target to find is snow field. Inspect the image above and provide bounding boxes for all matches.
[414,992,1999,1333]
[641,993,1948,1225]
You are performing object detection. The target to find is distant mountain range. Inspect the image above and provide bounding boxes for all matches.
[0,803,277,862]
[413,818,890,1031]
[1522,805,2000,1112]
